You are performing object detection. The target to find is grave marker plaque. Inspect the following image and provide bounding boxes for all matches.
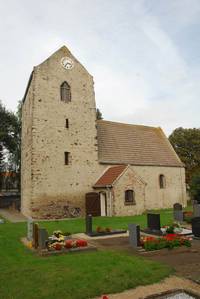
[147,213,161,232]
[86,214,93,235]
[128,224,140,248]
[192,217,200,238]
[38,228,49,249]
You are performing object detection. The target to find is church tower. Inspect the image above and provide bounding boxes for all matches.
[21,46,99,218]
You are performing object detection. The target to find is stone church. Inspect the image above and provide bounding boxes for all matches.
[21,46,186,219]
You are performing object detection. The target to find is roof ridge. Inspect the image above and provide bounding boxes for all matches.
[97,119,159,130]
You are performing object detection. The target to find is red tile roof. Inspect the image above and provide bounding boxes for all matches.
[94,165,127,187]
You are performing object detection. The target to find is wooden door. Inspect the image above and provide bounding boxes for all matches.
[85,192,101,216]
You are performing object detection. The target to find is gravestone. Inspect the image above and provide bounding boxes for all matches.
[86,214,93,235]
[147,213,161,232]
[192,217,200,238]
[27,218,33,241]
[128,224,140,248]
[38,228,49,249]
[193,204,200,217]
[33,223,39,249]
[0,219,4,224]
[173,203,183,222]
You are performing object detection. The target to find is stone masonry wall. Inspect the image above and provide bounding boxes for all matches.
[22,46,102,218]
[131,165,186,210]
[112,167,146,216]
[21,75,35,217]
[93,165,186,217]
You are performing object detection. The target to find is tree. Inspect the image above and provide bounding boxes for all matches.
[0,101,21,171]
[0,101,21,190]
[189,172,200,203]
[169,127,200,183]
[96,108,103,120]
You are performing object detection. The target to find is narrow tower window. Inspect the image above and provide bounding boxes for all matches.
[159,174,166,189]
[60,81,71,102]
[65,119,69,128]
[64,152,70,165]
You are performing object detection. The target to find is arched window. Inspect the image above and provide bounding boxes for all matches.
[125,190,136,205]
[159,174,166,189]
[60,81,71,102]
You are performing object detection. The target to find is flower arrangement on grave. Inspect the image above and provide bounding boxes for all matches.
[161,222,182,234]
[96,226,112,233]
[53,230,65,241]
[140,234,191,251]
[65,239,88,249]
[46,228,88,251]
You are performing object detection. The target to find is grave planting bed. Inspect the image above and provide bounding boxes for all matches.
[22,236,97,256]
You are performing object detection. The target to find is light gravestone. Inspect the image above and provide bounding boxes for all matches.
[193,204,200,218]
[38,228,49,249]
[128,224,140,248]
[192,217,200,238]
[0,219,5,224]
[27,218,33,241]
[86,214,93,235]
[173,203,183,222]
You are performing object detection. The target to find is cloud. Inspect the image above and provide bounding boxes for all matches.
[0,0,200,135]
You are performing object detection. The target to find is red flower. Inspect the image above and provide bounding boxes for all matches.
[76,239,88,247]
[53,243,62,250]
[102,296,109,299]
[65,240,73,248]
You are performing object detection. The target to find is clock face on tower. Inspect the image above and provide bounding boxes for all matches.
[60,57,74,70]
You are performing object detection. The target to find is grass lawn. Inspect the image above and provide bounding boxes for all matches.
[0,208,180,299]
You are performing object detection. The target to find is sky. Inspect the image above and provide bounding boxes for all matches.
[0,0,200,135]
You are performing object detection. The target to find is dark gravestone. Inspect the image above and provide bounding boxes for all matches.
[128,224,140,248]
[38,228,49,249]
[193,204,200,217]
[147,213,161,232]
[86,214,93,235]
[173,203,183,222]
[192,217,200,238]
[33,223,39,249]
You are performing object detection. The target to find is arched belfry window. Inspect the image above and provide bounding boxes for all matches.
[159,174,166,189]
[60,81,71,102]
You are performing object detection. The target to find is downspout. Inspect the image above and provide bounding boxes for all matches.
[107,187,112,217]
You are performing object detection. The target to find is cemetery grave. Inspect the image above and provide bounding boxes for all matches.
[85,214,127,237]
[130,208,194,252]
[22,219,96,256]
[108,203,200,253]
